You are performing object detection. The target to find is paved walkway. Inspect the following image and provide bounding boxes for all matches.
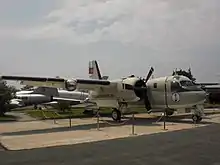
[1,111,220,150]
[6,111,36,122]
[1,122,220,165]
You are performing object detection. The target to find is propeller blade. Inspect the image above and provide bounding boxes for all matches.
[143,88,151,111]
[145,67,154,82]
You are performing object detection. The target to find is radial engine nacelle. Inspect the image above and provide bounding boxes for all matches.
[64,79,77,91]
[116,77,147,102]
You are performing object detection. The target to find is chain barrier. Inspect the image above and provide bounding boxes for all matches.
[155,113,164,123]
[40,110,63,124]
[41,110,50,119]
[40,109,134,129]
[93,110,133,126]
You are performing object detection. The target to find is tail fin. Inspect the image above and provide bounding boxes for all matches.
[89,60,102,79]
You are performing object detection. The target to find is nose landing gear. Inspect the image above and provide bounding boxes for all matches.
[192,114,202,123]
[192,105,204,123]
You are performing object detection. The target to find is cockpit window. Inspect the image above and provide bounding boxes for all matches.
[124,84,133,90]
[171,81,181,92]
[180,80,194,87]
[180,80,202,91]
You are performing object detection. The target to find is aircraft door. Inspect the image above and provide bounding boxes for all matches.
[164,77,170,109]
[165,78,182,109]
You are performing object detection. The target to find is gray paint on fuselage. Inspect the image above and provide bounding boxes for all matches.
[58,90,89,100]
[87,75,206,110]
[146,76,206,109]
[15,94,51,106]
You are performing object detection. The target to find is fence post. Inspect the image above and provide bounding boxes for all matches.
[97,110,100,131]
[131,112,136,135]
[69,116,72,128]
[163,110,167,130]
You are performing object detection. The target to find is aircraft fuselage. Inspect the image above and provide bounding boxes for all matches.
[87,75,206,110]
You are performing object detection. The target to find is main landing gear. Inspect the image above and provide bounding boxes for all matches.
[166,110,174,117]
[111,108,122,121]
[111,103,128,121]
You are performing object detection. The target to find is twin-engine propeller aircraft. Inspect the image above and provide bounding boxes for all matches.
[0,61,211,123]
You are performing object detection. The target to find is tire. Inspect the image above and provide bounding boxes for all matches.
[111,109,121,121]
[192,115,202,123]
[166,111,174,117]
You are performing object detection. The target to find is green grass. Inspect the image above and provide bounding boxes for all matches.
[25,107,147,120]
[0,114,18,122]
[20,103,220,120]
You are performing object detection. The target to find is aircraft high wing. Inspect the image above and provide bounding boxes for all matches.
[2,76,67,89]
[1,75,116,92]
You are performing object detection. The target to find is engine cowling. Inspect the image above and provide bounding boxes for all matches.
[64,79,77,91]
[121,77,146,99]
[133,79,147,99]
[121,77,151,110]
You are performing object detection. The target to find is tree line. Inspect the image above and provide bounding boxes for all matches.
[0,81,17,116]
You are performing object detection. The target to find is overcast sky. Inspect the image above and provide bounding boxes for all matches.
[0,0,220,86]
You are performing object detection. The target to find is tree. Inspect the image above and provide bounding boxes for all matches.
[0,81,17,116]
[172,68,196,82]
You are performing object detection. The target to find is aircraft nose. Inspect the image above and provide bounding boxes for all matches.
[197,90,207,102]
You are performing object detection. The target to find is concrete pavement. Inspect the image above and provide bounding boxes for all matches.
[1,111,220,151]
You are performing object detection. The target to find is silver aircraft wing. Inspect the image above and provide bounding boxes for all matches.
[1,75,117,92]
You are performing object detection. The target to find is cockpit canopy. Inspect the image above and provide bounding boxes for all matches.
[171,77,202,92]
[14,96,28,100]
[180,80,194,87]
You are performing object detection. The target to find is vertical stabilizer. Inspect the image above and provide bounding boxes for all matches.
[89,60,102,79]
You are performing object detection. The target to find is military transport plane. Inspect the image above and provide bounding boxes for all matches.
[1,61,213,123]
[88,60,210,123]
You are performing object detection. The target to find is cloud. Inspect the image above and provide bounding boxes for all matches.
[0,27,27,39]
[21,0,220,50]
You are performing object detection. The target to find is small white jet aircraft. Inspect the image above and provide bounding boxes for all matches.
[1,61,215,123]
[9,87,90,110]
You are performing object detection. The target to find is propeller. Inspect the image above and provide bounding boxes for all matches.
[143,67,154,113]
[145,67,154,83]
[131,67,154,111]
[140,67,154,111]
[134,66,154,90]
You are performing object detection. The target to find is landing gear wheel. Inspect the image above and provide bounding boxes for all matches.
[166,111,174,117]
[192,115,202,123]
[112,109,121,121]
[34,105,38,110]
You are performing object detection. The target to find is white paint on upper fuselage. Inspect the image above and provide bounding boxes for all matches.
[58,89,89,100]
[16,90,33,95]
[90,75,206,110]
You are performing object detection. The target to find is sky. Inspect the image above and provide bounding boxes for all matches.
[0,0,220,87]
